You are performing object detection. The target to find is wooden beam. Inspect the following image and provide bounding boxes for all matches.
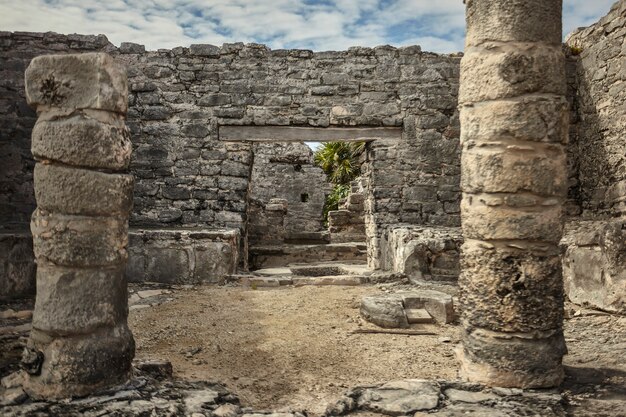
[219,125,402,142]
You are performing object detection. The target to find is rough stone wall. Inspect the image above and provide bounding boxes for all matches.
[0,32,115,231]
[247,142,329,246]
[0,31,462,269]
[566,0,626,217]
[560,0,626,313]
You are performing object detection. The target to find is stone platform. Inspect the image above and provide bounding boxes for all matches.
[127,228,240,285]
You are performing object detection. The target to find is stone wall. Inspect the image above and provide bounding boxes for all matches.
[247,142,329,246]
[566,0,626,217]
[0,31,463,272]
[561,0,626,312]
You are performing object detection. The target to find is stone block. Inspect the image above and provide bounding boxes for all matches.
[23,325,134,399]
[461,195,562,243]
[34,164,134,216]
[461,146,567,196]
[460,243,563,333]
[25,53,127,113]
[360,295,408,328]
[190,44,220,57]
[32,264,128,335]
[460,45,565,105]
[561,220,626,313]
[119,42,145,54]
[32,115,131,170]
[465,0,562,46]
[31,209,128,267]
[460,97,568,144]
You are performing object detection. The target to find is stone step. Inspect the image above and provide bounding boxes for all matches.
[249,242,367,269]
[292,275,367,286]
[405,308,434,324]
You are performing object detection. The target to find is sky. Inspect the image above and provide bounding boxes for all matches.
[0,0,618,53]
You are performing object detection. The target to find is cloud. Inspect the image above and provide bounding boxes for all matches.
[0,0,617,53]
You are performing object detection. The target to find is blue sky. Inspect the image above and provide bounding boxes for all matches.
[0,0,618,53]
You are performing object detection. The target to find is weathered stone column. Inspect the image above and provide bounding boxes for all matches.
[457,0,568,387]
[22,53,135,398]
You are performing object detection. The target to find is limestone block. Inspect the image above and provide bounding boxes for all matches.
[461,195,562,243]
[460,97,568,144]
[561,220,626,313]
[458,328,566,388]
[459,45,565,104]
[25,53,128,113]
[31,209,128,267]
[360,295,409,328]
[34,164,134,216]
[32,264,127,335]
[23,325,134,399]
[460,243,563,333]
[461,146,567,196]
[465,0,562,47]
[32,116,131,170]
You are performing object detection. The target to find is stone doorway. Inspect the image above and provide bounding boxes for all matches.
[218,125,402,276]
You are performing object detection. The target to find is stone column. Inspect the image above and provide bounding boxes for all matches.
[22,53,135,398]
[457,0,568,387]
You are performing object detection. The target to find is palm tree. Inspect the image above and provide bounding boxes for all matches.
[314,142,365,185]
[314,142,365,223]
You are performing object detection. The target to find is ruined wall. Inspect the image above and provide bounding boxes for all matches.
[247,142,329,246]
[561,0,626,313]
[0,31,462,271]
[566,1,626,217]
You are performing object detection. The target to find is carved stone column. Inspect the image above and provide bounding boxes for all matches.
[22,53,135,398]
[457,0,568,387]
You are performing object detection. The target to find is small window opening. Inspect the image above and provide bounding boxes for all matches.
[301,193,309,203]
[294,164,302,172]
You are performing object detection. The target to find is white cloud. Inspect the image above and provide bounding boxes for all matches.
[0,0,618,53]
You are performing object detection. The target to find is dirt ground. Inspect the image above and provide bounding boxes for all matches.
[129,285,460,415]
[128,284,626,416]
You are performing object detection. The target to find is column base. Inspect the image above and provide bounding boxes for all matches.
[23,324,135,399]
[456,328,566,388]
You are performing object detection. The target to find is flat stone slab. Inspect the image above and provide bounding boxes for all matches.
[326,380,566,417]
[356,379,440,415]
[406,308,434,324]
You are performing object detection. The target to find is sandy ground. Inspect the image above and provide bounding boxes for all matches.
[129,285,460,415]
[2,283,624,416]
[128,284,626,416]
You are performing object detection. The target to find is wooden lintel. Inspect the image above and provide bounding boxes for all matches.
[219,126,402,142]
